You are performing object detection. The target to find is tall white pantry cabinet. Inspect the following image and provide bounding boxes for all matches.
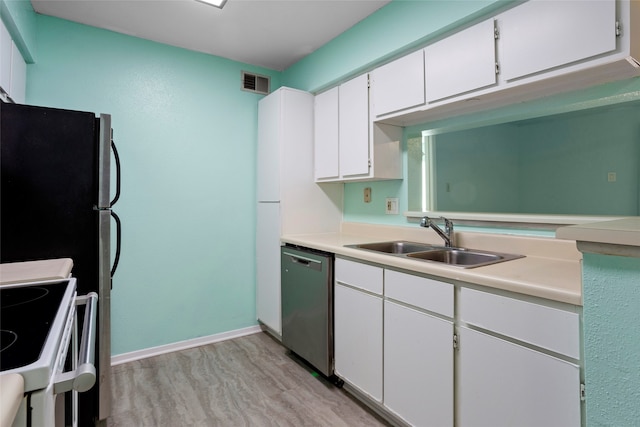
[256,87,342,335]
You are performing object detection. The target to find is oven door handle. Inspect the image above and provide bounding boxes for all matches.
[54,292,99,394]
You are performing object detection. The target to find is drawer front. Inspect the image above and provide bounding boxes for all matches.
[335,258,383,295]
[460,287,580,359]
[385,269,453,318]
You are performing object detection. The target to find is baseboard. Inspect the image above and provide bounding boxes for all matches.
[342,382,411,427]
[110,325,263,366]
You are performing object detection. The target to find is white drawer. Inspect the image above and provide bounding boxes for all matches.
[384,270,453,318]
[335,258,383,295]
[460,287,580,359]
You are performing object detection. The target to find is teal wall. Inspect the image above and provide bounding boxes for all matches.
[434,125,520,213]
[0,0,37,61]
[428,103,640,215]
[26,15,280,355]
[582,253,640,426]
[518,104,639,215]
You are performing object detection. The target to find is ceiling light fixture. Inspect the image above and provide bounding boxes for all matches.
[196,0,227,9]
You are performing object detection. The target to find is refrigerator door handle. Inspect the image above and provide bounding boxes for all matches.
[110,138,121,207]
[110,211,122,283]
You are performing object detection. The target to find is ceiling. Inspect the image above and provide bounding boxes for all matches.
[31,0,391,71]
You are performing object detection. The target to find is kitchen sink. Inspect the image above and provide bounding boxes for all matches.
[347,241,445,254]
[406,248,523,268]
[346,241,523,268]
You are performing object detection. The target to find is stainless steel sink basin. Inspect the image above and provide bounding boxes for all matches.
[347,241,444,254]
[346,240,524,268]
[406,248,524,268]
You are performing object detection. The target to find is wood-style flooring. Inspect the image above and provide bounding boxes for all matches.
[107,332,390,426]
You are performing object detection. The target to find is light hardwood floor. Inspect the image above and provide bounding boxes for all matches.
[107,332,391,426]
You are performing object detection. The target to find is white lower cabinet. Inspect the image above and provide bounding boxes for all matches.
[255,202,281,333]
[383,269,454,426]
[334,284,383,401]
[334,259,383,402]
[384,300,453,426]
[333,258,582,427]
[458,326,581,427]
[458,287,582,427]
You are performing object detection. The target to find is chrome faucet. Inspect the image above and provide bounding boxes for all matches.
[420,216,455,247]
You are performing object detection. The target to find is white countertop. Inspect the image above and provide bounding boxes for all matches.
[0,373,23,427]
[557,217,640,257]
[283,223,583,306]
[0,258,73,286]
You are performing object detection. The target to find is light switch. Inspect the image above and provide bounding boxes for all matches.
[386,198,399,214]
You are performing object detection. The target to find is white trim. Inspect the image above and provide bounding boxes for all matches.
[404,211,627,226]
[110,325,263,366]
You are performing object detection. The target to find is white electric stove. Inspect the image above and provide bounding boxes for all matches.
[0,278,97,427]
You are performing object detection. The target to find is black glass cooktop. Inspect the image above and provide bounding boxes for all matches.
[0,280,70,371]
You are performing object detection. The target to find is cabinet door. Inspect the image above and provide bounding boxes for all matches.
[425,19,497,102]
[257,91,281,201]
[338,74,370,178]
[334,283,382,401]
[0,20,12,94]
[10,42,26,104]
[498,0,616,81]
[372,50,425,116]
[256,202,281,334]
[384,301,453,426]
[314,87,339,180]
[458,327,581,427]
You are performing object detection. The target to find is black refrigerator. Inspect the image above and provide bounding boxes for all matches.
[1,101,121,426]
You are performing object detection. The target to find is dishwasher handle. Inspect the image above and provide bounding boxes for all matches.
[283,251,324,271]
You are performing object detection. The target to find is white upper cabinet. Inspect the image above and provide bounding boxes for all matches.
[0,21,11,94]
[10,43,26,104]
[314,87,339,181]
[314,73,402,182]
[338,73,370,178]
[371,50,425,117]
[425,19,497,102]
[0,20,26,104]
[256,89,282,202]
[498,0,617,81]
[369,0,638,126]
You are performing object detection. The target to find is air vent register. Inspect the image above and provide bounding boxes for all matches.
[242,71,270,95]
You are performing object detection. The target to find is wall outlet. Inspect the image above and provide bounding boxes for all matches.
[364,187,372,203]
[386,198,399,215]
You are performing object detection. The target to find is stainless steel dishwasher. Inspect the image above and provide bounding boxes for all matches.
[281,244,335,379]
